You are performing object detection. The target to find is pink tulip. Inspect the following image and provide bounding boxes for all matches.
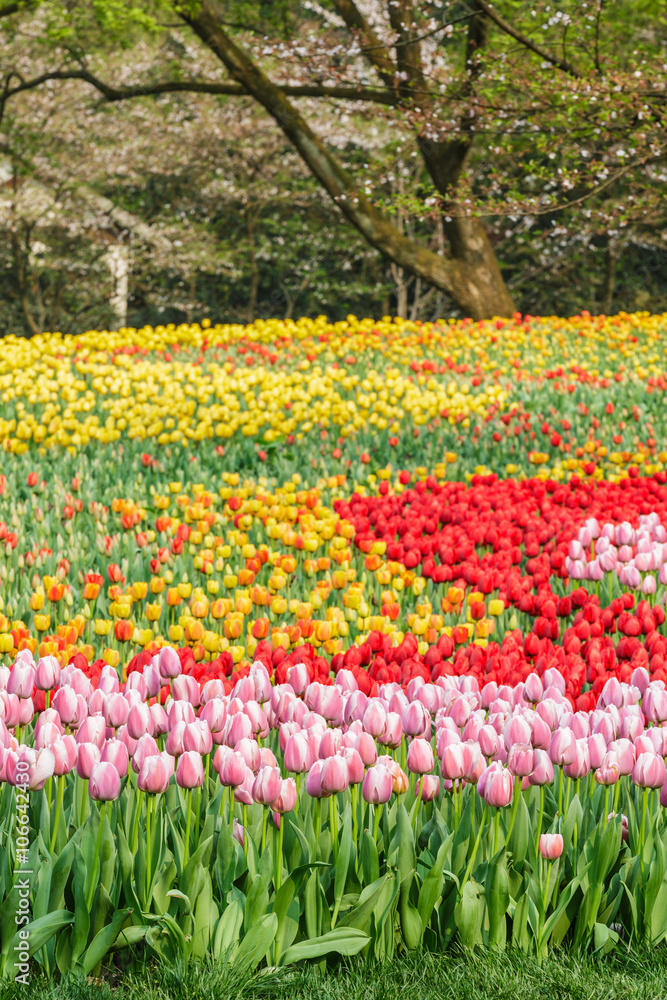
[563,739,590,779]
[127,702,153,740]
[100,738,129,778]
[643,686,667,724]
[138,753,171,794]
[321,754,350,794]
[132,733,159,773]
[524,673,543,704]
[608,738,635,775]
[221,750,247,788]
[404,737,432,775]
[529,748,554,786]
[354,731,378,766]
[362,700,388,739]
[339,746,364,785]
[272,777,297,813]
[319,727,343,759]
[284,731,313,773]
[105,693,129,730]
[286,662,309,696]
[150,703,169,737]
[35,655,60,691]
[483,767,514,808]
[632,752,667,789]
[318,686,344,726]
[507,743,534,778]
[51,735,77,776]
[402,700,431,738]
[124,670,148,700]
[52,687,86,728]
[159,646,181,679]
[167,699,196,728]
[595,750,620,785]
[165,720,186,757]
[6,746,54,790]
[234,766,255,805]
[200,698,226,735]
[362,764,393,804]
[252,765,283,804]
[587,733,608,770]
[176,750,205,789]
[76,742,101,779]
[183,720,213,756]
[504,714,532,749]
[89,761,121,801]
[478,724,500,758]
[419,774,441,801]
[441,743,465,781]
[549,728,577,766]
[538,833,563,860]
[232,736,259,774]
[305,759,326,798]
[380,712,403,748]
[7,660,35,699]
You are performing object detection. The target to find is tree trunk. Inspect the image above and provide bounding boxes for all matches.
[181,1,514,320]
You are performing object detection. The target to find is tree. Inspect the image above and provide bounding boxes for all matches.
[0,0,664,322]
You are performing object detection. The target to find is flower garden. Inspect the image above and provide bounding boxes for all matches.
[3,311,667,979]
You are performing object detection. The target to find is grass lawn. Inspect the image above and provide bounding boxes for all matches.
[1,949,666,1000]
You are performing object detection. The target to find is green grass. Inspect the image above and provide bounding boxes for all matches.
[2,949,667,1000]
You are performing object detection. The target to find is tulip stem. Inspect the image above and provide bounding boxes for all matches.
[184,788,192,868]
[639,786,649,880]
[603,785,610,827]
[461,805,488,892]
[275,816,284,892]
[242,803,248,858]
[86,801,106,911]
[541,859,553,914]
[613,776,621,816]
[351,783,358,848]
[373,803,382,844]
[330,795,338,863]
[230,789,235,840]
[146,794,153,904]
[49,775,64,855]
[314,798,322,856]
[493,809,500,855]
[534,785,545,858]
[132,789,144,854]
[261,806,268,855]
[557,768,563,819]
[411,776,423,831]
[506,778,522,845]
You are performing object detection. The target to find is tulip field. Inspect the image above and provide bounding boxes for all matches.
[5,311,667,983]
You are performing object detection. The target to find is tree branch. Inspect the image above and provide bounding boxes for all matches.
[329,0,397,86]
[179,0,466,300]
[476,0,583,78]
[0,67,398,106]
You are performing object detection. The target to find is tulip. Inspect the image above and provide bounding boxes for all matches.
[380,712,403,748]
[507,742,534,778]
[362,700,387,739]
[137,753,171,794]
[159,646,181,679]
[183,720,213,756]
[608,738,635,775]
[321,754,349,794]
[272,777,297,814]
[165,720,186,757]
[284,731,313,773]
[100,738,129,779]
[563,739,590,780]
[529,749,554,786]
[354,731,378,766]
[632,752,667,789]
[7,660,35,699]
[172,673,200,707]
[132,733,159,774]
[440,743,465,781]
[595,751,620,786]
[127,702,153,740]
[76,742,101,779]
[51,735,77,776]
[419,774,441,802]
[538,833,563,860]
[362,764,393,804]
[220,750,247,788]
[305,759,326,798]
[339,746,364,785]
[89,761,121,801]
[406,737,434,775]
[76,715,107,750]
[548,728,577,766]
[483,767,514,808]
[402,701,431,738]
[35,655,60,692]
[252,765,283,805]
[176,750,205,789]
[319,727,343,759]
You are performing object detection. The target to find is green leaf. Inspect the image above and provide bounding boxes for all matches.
[281,927,370,965]
[418,840,448,932]
[486,847,509,949]
[244,847,273,932]
[5,911,73,976]
[456,880,484,950]
[332,807,352,926]
[212,898,244,959]
[233,913,277,971]
[360,831,379,886]
[82,908,133,975]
